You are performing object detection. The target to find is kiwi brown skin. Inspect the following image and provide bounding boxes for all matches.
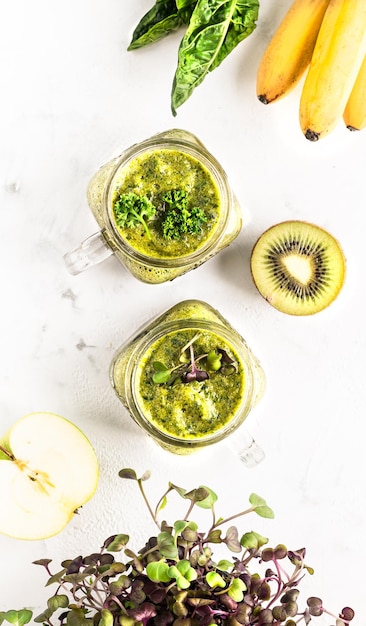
[250,220,346,316]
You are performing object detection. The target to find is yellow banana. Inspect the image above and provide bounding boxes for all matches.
[343,55,366,131]
[256,0,331,105]
[299,0,366,141]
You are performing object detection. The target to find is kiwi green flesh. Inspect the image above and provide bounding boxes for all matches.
[250,221,345,316]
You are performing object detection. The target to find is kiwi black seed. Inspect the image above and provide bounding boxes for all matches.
[250,220,346,316]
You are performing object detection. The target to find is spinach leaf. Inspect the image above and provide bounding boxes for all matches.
[176,0,195,7]
[128,0,183,50]
[176,0,198,24]
[210,0,259,70]
[171,0,259,115]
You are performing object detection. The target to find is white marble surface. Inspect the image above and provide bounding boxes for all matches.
[1,0,365,620]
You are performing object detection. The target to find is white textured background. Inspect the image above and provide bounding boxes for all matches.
[0,0,364,621]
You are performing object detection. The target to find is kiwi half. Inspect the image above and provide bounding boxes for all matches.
[250,220,346,316]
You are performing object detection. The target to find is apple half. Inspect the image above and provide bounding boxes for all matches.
[0,412,99,540]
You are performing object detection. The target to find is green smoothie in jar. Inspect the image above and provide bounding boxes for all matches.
[110,300,265,453]
[65,130,243,283]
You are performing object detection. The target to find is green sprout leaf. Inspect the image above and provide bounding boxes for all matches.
[152,361,186,385]
[168,560,197,589]
[152,363,171,384]
[98,563,126,577]
[184,486,210,504]
[177,560,197,582]
[157,531,179,559]
[216,559,233,571]
[227,577,247,602]
[206,349,222,371]
[156,494,168,513]
[169,482,188,498]
[98,609,114,626]
[146,560,172,583]
[0,611,33,626]
[192,486,217,508]
[105,534,130,552]
[32,558,52,568]
[47,596,69,612]
[174,520,190,535]
[119,618,137,626]
[109,575,131,595]
[206,528,222,543]
[206,571,226,589]
[57,608,90,626]
[118,468,151,482]
[153,361,169,372]
[118,468,138,480]
[240,530,269,550]
[45,568,67,587]
[249,493,274,518]
[33,609,53,624]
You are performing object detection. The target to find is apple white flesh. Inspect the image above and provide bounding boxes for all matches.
[0,412,99,540]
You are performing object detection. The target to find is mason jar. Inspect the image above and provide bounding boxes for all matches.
[64,129,242,283]
[110,300,265,465]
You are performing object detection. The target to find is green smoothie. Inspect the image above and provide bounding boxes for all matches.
[82,131,242,284]
[111,148,221,259]
[135,328,245,440]
[110,300,265,453]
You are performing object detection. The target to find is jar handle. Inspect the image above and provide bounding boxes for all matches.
[226,428,265,467]
[63,231,113,275]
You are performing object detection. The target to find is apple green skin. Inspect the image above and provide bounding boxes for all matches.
[0,439,11,460]
[0,412,99,540]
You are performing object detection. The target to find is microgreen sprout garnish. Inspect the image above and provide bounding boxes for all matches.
[218,347,238,374]
[152,333,208,385]
[152,335,238,386]
[113,192,156,239]
[5,469,354,626]
[206,349,222,371]
[161,189,207,240]
[181,342,209,383]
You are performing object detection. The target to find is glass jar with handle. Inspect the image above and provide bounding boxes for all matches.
[64,130,242,283]
[110,300,265,465]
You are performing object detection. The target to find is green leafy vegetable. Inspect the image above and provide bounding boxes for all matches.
[161,189,207,239]
[3,470,354,626]
[128,0,183,50]
[0,611,33,626]
[128,0,198,50]
[128,0,259,114]
[176,0,198,23]
[171,0,259,115]
[210,0,260,70]
[152,332,238,386]
[249,492,274,518]
[113,192,156,240]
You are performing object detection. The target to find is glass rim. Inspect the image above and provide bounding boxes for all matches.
[124,319,256,449]
[102,136,232,268]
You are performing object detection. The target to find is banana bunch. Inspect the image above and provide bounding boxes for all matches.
[256,0,366,141]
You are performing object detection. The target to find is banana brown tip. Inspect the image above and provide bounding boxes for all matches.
[305,129,320,141]
[258,95,269,104]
